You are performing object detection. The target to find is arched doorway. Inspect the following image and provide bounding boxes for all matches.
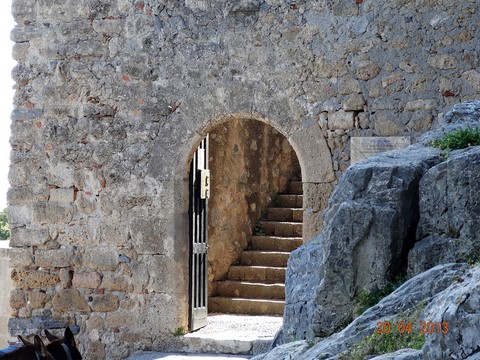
[207,119,302,316]
[171,111,335,335]
[187,118,302,331]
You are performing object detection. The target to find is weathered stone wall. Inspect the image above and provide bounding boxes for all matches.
[208,119,300,294]
[0,244,14,347]
[7,0,480,358]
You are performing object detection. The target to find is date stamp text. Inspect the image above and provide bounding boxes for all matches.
[375,321,448,335]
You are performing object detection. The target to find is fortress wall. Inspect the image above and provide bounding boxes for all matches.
[6,0,480,358]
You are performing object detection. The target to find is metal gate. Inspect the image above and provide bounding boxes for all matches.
[188,135,210,331]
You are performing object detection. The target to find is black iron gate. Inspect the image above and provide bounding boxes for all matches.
[188,135,210,331]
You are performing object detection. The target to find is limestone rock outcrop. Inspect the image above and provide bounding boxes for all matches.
[261,101,480,359]
[254,263,478,360]
[283,146,446,340]
[408,146,480,276]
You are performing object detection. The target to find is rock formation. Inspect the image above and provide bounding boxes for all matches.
[258,101,480,359]
[255,263,477,360]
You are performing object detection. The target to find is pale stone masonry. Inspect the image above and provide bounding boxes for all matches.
[0,244,14,347]
[6,0,480,358]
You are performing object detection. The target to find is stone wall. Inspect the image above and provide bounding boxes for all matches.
[208,119,300,294]
[7,0,480,358]
[0,244,14,347]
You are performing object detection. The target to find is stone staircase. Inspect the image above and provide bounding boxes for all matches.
[209,181,303,315]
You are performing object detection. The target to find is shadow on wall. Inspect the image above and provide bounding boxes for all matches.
[207,119,301,295]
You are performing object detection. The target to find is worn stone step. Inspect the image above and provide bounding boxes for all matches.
[240,251,290,267]
[216,281,285,300]
[251,236,303,252]
[261,221,302,237]
[275,194,303,208]
[286,181,303,195]
[208,297,284,316]
[266,208,303,222]
[227,266,286,283]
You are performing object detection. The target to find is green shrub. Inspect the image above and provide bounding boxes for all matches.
[354,276,406,317]
[0,208,9,240]
[339,331,425,360]
[431,126,480,150]
[339,304,426,359]
[171,327,186,336]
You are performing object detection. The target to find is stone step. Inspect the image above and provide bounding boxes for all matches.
[275,194,303,208]
[216,281,285,300]
[227,266,286,283]
[266,208,303,222]
[149,312,282,355]
[251,236,303,252]
[208,297,284,316]
[261,221,302,237]
[286,181,303,195]
[240,251,290,267]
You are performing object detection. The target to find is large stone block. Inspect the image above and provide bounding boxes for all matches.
[11,269,60,289]
[422,265,480,359]
[8,248,33,268]
[52,289,90,314]
[373,110,405,136]
[49,188,75,203]
[11,0,37,22]
[27,291,50,309]
[9,288,26,310]
[289,123,335,183]
[462,69,480,91]
[83,247,119,271]
[72,271,102,289]
[129,216,173,255]
[302,182,333,241]
[8,316,69,336]
[101,273,130,292]
[148,255,188,295]
[10,227,49,247]
[349,58,381,81]
[32,203,74,224]
[35,248,75,268]
[427,54,457,69]
[89,293,119,312]
[328,110,355,130]
[7,186,49,205]
[7,205,32,227]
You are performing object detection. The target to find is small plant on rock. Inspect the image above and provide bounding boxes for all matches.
[431,126,480,150]
[171,327,186,336]
[253,220,265,236]
[339,331,425,360]
[353,276,406,317]
[270,194,280,207]
[339,304,426,359]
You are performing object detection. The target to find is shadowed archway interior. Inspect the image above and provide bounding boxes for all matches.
[205,118,301,316]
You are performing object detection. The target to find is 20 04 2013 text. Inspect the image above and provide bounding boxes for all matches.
[375,321,448,335]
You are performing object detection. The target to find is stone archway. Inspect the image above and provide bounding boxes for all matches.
[207,118,301,314]
[169,112,335,329]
